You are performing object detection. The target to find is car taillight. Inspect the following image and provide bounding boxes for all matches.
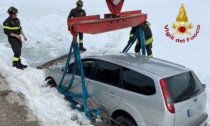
[160,79,175,113]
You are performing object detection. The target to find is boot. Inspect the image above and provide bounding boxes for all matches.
[135,52,141,55]
[79,43,87,51]
[13,61,23,70]
[19,59,27,68]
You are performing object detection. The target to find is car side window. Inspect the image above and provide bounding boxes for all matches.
[123,68,156,95]
[94,61,121,87]
[67,59,97,79]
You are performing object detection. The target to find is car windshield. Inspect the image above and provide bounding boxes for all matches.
[164,71,204,103]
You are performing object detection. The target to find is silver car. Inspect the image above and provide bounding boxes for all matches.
[45,53,208,126]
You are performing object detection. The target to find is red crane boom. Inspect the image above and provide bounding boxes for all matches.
[68,0,147,43]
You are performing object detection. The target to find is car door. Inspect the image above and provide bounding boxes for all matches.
[87,60,124,112]
[62,59,98,103]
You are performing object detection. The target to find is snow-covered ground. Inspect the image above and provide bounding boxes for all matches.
[0,0,210,125]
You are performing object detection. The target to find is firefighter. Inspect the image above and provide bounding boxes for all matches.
[3,6,28,70]
[68,0,87,51]
[130,20,154,57]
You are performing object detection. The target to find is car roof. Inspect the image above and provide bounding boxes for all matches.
[85,53,190,77]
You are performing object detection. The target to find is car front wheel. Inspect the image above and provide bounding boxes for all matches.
[45,78,57,88]
[113,116,137,126]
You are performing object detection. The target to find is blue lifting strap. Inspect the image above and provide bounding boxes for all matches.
[58,41,100,120]
[139,28,146,55]
[122,27,146,55]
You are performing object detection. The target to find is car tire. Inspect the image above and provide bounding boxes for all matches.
[46,78,57,88]
[113,116,137,126]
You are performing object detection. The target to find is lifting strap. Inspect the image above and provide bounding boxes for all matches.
[58,41,100,120]
[122,27,146,54]
[140,28,146,55]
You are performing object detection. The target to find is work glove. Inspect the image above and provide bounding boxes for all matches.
[128,33,134,44]
[129,33,134,38]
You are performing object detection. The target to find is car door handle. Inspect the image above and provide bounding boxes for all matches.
[108,92,116,97]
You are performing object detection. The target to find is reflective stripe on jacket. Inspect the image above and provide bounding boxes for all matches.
[3,16,22,36]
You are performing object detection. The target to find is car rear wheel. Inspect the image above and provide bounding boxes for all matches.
[113,116,137,126]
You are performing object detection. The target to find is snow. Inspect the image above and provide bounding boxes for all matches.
[0,0,210,125]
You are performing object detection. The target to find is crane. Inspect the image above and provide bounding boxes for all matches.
[58,0,147,120]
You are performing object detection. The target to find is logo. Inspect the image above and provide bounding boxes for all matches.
[164,3,200,43]
[172,4,192,35]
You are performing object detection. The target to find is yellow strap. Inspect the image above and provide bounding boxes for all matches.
[129,34,134,37]
[3,25,20,30]
[79,39,83,43]
[13,57,19,61]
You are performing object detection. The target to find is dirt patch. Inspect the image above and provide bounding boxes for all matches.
[0,75,41,126]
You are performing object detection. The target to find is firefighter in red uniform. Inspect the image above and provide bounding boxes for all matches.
[3,7,28,70]
[68,0,87,51]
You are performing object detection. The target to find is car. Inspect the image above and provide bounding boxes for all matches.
[45,53,208,126]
